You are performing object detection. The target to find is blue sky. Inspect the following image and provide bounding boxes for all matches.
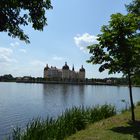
[0,0,131,78]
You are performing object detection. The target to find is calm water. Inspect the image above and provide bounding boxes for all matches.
[0,82,140,138]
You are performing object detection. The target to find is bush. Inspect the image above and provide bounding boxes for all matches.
[137,101,140,106]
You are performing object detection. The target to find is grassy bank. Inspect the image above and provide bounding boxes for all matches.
[8,105,116,140]
[66,105,140,140]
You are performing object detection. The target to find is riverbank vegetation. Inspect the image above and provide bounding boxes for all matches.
[8,105,116,140]
[67,103,140,140]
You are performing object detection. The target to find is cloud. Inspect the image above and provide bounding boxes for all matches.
[19,49,26,53]
[0,47,18,76]
[0,47,17,64]
[10,42,20,48]
[74,33,98,52]
[52,56,63,61]
[0,47,13,56]
[10,42,27,53]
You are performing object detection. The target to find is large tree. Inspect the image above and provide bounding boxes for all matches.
[126,0,140,18]
[87,13,140,121]
[126,0,140,76]
[0,0,52,43]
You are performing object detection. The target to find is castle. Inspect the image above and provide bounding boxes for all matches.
[44,62,85,81]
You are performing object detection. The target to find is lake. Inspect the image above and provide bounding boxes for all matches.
[0,82,140,139]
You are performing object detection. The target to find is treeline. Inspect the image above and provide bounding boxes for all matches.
[0,74,15,82]
[0,74,44,83]
[0,74,139,85]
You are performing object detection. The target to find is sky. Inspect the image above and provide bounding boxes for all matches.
[0,0,132,78]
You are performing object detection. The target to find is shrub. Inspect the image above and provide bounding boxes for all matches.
[137,101,140,106]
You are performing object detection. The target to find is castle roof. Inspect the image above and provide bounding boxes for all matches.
[79,65,85,72]
[62,62,69,70]
[44,64,49,71]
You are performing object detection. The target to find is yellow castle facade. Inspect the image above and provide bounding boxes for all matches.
[44,62,85,81]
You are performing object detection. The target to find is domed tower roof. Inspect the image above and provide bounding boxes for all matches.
[44,64,49,71]
[79,65,85,72]
[62,62,69,70]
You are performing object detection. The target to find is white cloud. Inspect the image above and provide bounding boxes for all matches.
[0,47,17,63]
[0,47,18,75]
[10,42,20,48]
[74,33,98,52]
[0,47,13,56]
[52,56,63,61]
[0,55,13,63]
[10,42,27,53]
[19,49,26,53]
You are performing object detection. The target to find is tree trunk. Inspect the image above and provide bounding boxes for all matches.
[128,73,135,122]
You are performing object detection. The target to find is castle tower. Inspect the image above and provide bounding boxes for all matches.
[70,65,75,80]
[62,62,70,80]
[44,64,50,78]
[79,65,85,81]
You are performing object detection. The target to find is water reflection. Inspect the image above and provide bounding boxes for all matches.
[42,84,140,112]
[42,84,86,112]
[77,85,85,105]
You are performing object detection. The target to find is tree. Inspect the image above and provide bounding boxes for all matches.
[0,0,52,43]
[87,13,140,122]
[126,0,140,17]
[126,0,140,76]
[132,73,140,85]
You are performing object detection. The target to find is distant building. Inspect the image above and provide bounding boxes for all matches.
[79,65,85,80]
[44,62,85,81]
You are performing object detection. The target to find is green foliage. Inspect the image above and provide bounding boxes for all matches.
[8,105,116,140]
[67,105,140,140]
[126,0,140,77]
[136,101,140,106]
[0,0,52,43]
[87,13,140,75]
[132,74,140,85]
[87,1,140,122]
[0,74,14,81]
[126,0,140,17]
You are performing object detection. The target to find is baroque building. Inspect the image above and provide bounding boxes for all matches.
[44,62,85,81]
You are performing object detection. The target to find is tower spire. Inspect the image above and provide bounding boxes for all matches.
[72,64,74,71]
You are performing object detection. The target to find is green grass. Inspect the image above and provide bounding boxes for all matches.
[8,105,116,140]
[66,105,140,140]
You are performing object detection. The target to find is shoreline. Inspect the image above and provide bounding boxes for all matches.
[16,80,116,86]
[0,80,140,87]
